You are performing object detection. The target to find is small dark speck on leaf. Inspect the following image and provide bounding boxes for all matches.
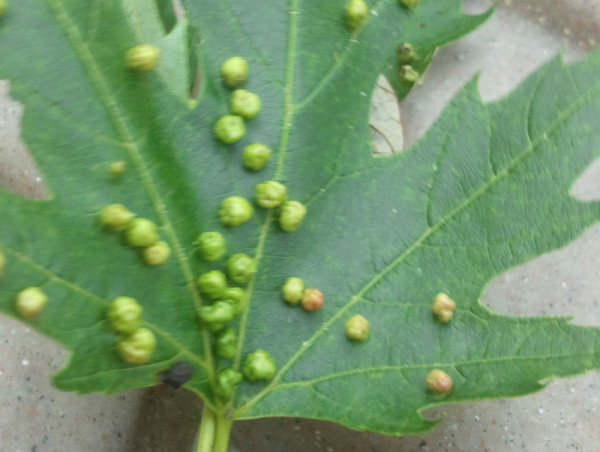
[160,361,194,388]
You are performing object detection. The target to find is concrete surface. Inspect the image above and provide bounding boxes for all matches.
[1,0,600,450]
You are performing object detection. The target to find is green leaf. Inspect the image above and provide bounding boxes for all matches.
[0,0,599,441]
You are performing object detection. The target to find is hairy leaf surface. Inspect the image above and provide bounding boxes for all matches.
[0,0,599,436]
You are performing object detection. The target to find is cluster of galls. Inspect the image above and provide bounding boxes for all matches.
[194,231,275,398]
[96,188,170,366]
[214,56,261,145]
[108,296,156,364]
[281,277,323,312]
[99,204,171,266]
[343,1,422,83]
[282,277,370,342]
[200,53,317,393]
[215,57,308,233]
[396,42,420,84]
[7,242,156,364]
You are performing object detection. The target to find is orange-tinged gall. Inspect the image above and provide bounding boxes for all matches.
[301,288,323,311]
[426,369,453,393]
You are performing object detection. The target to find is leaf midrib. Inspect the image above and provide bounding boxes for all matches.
[233,0,299,370]
[234,57,600,416]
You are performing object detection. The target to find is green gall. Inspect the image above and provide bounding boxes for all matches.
[108,296,143,335]
[282,277,304,305]
[126,44,161,72]
[426,369,453,393]
[279,200,307,232]
[399,0,421,8]
[214,114,246,144]
[398,65,419,83]
[432,293,456,323]
[200,301,235,331]
[242,144,272,171]
[198,270,228,300]
[221,56,249,88]
[345,0,368,30]
[219,196,254,227]
[255,180,288,209]
[302,288,324,311]
[0,250,5,277]
[226,253,256,285]
[117,328,156,364]
[99,204,135,232]
[230,89,262,119]
[345,314,369,341]
[222,287,248,316]
[142,241,171,266]
[15,287,48,319]
[126,218,159,248]
[215,368,243,398]
[215,326,237,359]
[243,349,276,382]
[108,161,126,176]
[396,43,416,63]
[196,231,226,261]
[0,0,7,17]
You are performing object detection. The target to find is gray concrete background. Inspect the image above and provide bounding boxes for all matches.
[1,0,600,450]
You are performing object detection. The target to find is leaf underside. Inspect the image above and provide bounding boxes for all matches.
[1,0,599,436]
